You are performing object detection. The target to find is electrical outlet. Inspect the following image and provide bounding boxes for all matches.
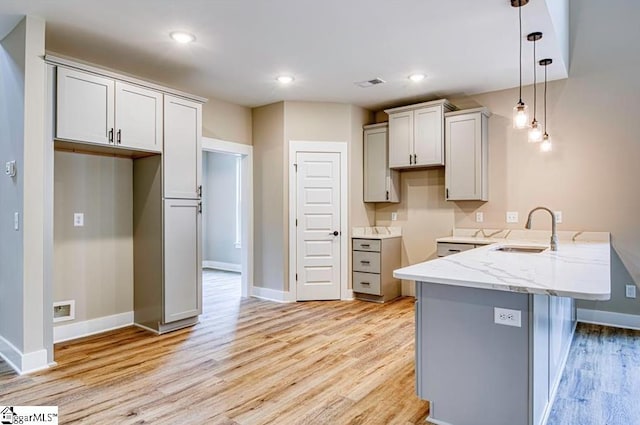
[74,213,84,227]
[626,285,637,299]
[494,307,522,327]
[391,212,398,221]
[5,160,16,177]
[13,212,19,231]
[554,211,563,224]
[506,211,519,223]
[476,212,484,223]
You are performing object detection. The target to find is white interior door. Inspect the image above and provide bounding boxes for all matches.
[295,152,341,300]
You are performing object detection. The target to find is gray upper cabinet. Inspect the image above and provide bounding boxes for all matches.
[386,99,455,169]
[114,81,163,152]
[163,198,202,323]
[445,107,490,201]
[163,95,202,199]
[56,67,163,152]
[363,123,400,203]
[57,67,115,145]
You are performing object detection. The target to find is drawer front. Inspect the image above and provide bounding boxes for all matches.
[352,238,381,252]
[353,272,381,295]
[437,242,476,257]
[353,250,381,273]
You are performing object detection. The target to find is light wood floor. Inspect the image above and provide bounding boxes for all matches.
[547,323,640,425]
[0,270,430,424]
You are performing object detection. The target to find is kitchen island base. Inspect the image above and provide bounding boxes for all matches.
[416,281,575,425]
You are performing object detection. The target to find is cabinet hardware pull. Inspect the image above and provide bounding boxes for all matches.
[386,190,389,200]
[198,202,202,214]
[360,260,370,264]
[198,185,203,198]
[448,249,461,253]
[108,128,114,143]
[361,282,370,285]
[413,153,417,164]
[360,244,370,247]
[117,129,122,144]
[446,188,449,199]
[409,154,413,165]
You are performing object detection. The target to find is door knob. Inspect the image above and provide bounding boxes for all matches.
[332,231,339,236]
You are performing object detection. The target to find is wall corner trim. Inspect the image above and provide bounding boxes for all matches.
[0,336,49,375]
[53,311,134,343]
[577,308,640,330]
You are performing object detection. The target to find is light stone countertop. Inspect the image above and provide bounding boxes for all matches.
[395,228,611,300]
[352,226,402,240]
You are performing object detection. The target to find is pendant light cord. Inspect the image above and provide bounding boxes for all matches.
[532,39,537,119]
[544,64,548,133]
[518,1,523,103]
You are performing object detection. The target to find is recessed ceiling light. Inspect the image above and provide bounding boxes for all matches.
[409,73,426,82]
[276,75,295,84]
[170,31,196,44]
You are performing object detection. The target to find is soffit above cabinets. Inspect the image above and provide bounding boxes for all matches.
[0,0,568,109]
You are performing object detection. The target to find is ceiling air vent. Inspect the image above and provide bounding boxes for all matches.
[355,78,386,88]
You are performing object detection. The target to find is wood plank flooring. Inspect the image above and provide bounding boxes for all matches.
[547,323,640,425]
[0,270,430,424]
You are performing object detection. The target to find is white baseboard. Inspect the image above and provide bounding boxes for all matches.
[203,260,241,273]
[53,311,133,343]
[577,308,640,330]
[0,335,49,375]
[426,416,453,425]
[342,289,354,301]
[251,286,293,303]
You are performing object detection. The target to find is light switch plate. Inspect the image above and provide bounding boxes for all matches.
[506,211,519,223]
[391,212,398,221]
[554,211,563,224]
[74,213,84,227]
[476,212,484,223]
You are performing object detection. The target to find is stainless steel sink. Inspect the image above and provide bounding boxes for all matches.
[493,245,548,254]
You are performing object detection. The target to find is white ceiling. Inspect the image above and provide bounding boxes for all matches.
[0,0,568,109]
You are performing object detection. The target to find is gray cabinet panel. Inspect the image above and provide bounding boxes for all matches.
[163,95,202,199]
[164,199,202,323]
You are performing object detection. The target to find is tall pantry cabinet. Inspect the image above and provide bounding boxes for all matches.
[51,56,205,335]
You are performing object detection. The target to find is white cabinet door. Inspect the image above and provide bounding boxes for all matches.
[364,124,399,203]
[388,111,413,168]
[115,82,163,152]
[57,67,114,145]
[445,109,489,201]
[163,95,202,199]
[414,105,444,166]
[164,199,202,323]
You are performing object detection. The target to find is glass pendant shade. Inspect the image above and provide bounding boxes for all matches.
[528,120,543,142]
[540,133,552,152]
[513,102,529,129]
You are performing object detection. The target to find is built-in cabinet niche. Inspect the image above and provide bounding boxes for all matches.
[49,55,204,335]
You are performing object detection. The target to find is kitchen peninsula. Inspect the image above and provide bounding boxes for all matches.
[394,229,611,425]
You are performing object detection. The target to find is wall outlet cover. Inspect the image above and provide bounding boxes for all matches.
[506,211,519,223]
[626,284,637,299]
[74,213,84,227]
[554,211,563,224]
[476,212,484,223]
[494,307,522,327]
[391,212,398,221]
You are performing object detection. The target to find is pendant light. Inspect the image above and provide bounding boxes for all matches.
[527,32,543,142]
[512,0,530,129]
[539,58,553,152]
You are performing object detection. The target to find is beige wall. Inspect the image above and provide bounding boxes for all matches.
[252,101,374,292]
[252,102,285,290]
[202,97,252,145]
[375,0,640,313]
[54,151,134,324]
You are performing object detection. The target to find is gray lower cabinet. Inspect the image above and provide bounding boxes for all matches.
[415,281,575,425]
[352,237,401,302]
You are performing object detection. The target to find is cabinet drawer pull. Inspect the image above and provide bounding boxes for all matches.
[361,282,370,285]
[448,249,461,253]
[360,244,370,248]
[360,260,370,264]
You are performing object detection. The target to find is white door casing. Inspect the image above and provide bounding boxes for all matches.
[289,141,349,302]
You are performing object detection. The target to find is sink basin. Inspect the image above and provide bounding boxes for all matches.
[493,245,548,254]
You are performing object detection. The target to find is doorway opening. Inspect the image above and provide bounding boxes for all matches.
[201,137,253,299]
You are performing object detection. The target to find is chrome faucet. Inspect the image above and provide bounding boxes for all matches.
[525,207,558,251]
